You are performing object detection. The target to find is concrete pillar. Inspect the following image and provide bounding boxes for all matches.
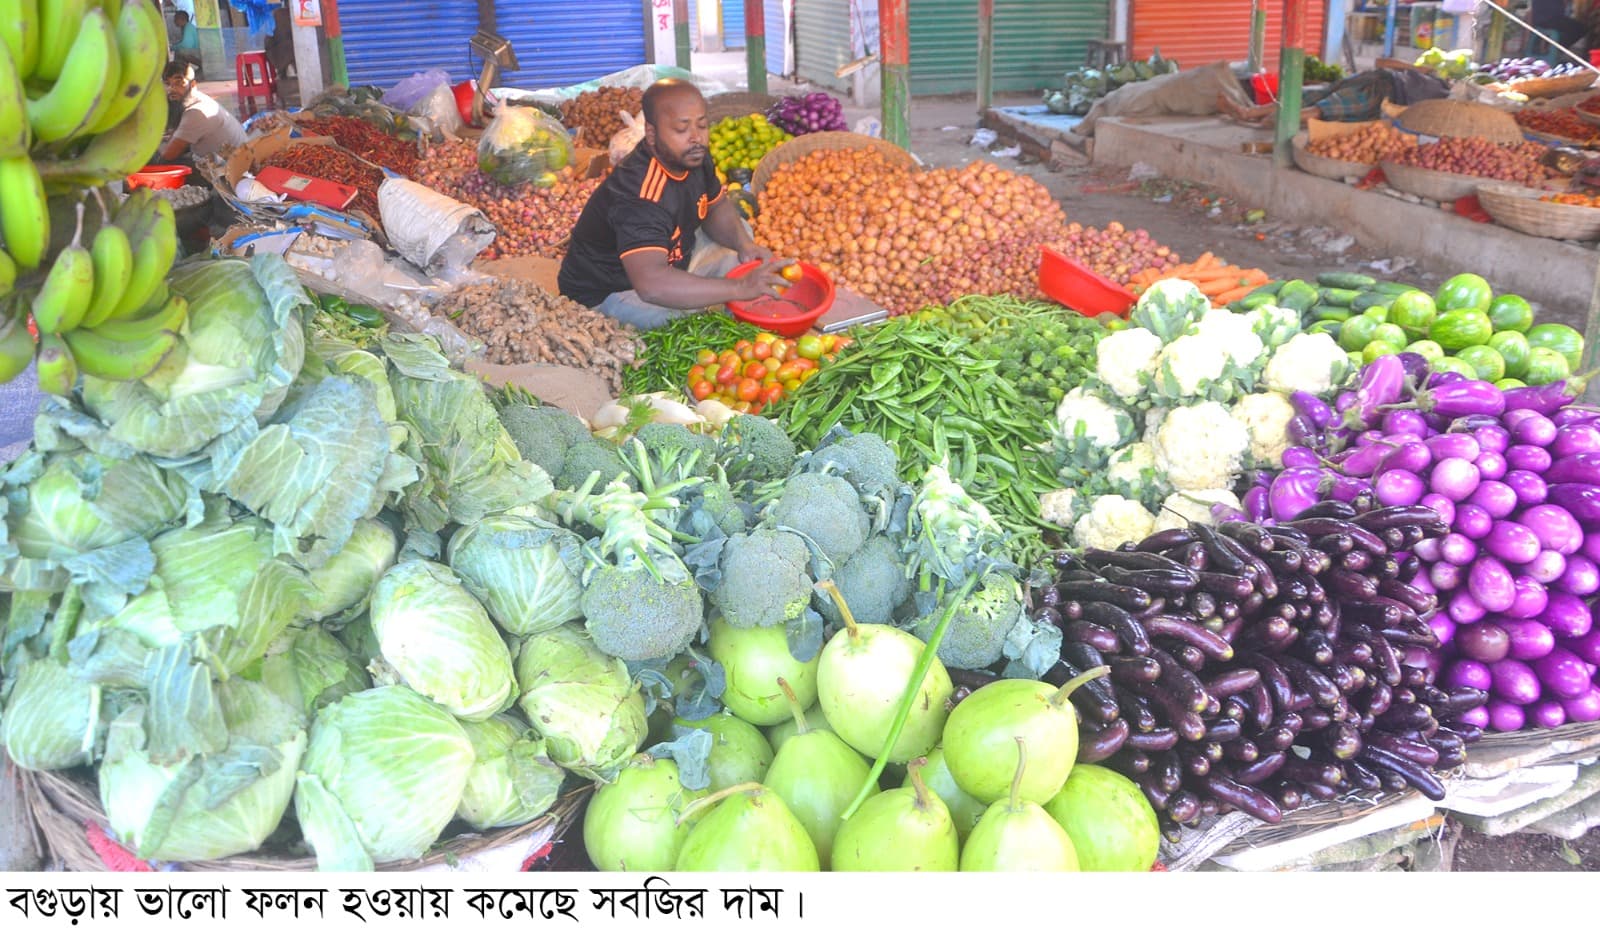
[293,23,324,103]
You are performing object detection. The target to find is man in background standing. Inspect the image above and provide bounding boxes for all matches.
[171,10,203,76]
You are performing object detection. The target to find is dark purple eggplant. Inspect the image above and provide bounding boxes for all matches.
[1201,775,1284,824]
[1096,564,1199,597]
[1059,579,1153,611]
[1141,614,1234,661]
[1281,655,1343,709]
[1136,529,1197,553]
[1373,702,1434,732]
[1367,731,1439,767]
[1186,591,1219,620]
[1078,718,1131,763]
[1083,600,1153,656]
[1169,643,1206,673]
[1202,668,1262,701]
[1282,756,1344,788]
[1136,774,1172,810]
[1055,657,1120,725]
[1223,737,1261,764]
[1065,620,1122,654]
[1166,791,1202,825]
[1256,724,1295,755]
[1116,690,1159,732]
[1299,630,1335,666]
[1242,653,1296,712]
[1134,682,1207,742]
[1325,723,1364,760]
[1175,744,1211,779]
[1203,717,1243,742]
[1109,655,1162,686]
[1244,681,1274,731]
[1369,636,1403,686]
[1219,520,1277,554]
[1354,505,1448,537]
[1360,745,1447,800]
[1084,549,1190,572]
[1333,640,1375,668]
[1193,524,1250,575]
[1299,708,1334,731]
[1344,760,1383,792]
[1441,721,1483,743]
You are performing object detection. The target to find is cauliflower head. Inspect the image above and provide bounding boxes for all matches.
[1263,332,1355,397]
[1230,391,1296,468]
[1039,487,1085,529]
[1153,332,1231,401]
[1106,442,1169,506]
[1132,279,1210,342]
[1196,308,1267,366]
[1094,327,1164,402]
[1151,401,1251,491]
[1071,494,1158,550]
[1153,489,1244,533]
[1054,388,1135,450]
[1245,304,1303,351]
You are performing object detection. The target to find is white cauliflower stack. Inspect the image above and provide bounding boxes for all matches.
[1054,388,1135,449]
[1263,332,1354,396]
[1195,308,1266,367]
[1071,495,1158,550]
[1039,488,1085,529]
[1230,391,1296,468]
[1151,401,1252,491]
[1153,490,1245,533]
[1094,327,1165,401]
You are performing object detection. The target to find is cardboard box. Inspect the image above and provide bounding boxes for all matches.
[472,255,563,295]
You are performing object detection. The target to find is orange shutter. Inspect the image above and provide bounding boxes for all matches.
[1130,1,1328,74]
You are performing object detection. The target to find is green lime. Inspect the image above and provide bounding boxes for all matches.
[1405,339,1446,361]
[1362,339,1403,363]
[1389,290,1437,338]
[1435,273,1494,313]
[1524,347,1573,385]
[1373,323,1408,349]
[1488,330,1532,380]
[1486,294,1535,333]
[1429,308,1494,351]
[1456,344,1506,384]
[1340,313,1382,352]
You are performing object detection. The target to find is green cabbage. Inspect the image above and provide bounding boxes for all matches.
[4,449,194,560]
[98,678,307,862]
[514,624,647,782]
[446,514,584,637]
[368,559,515,722]
[294,685,475,870]
[254,625,372,721]
[0,658,101,771]
[301,517,398,624]
[456,713,565,830]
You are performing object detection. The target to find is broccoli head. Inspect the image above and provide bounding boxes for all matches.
[720,414,797,485]
[769,472,870,565]
[581,565,705,662]
[498,403,591,480]
[803,431,901,500]
[815,534,912,627]
[694,476,750,538]
[711,528,813,630]
[556,439,636,492]
[632,422,717,481]
[910,571,1023,670]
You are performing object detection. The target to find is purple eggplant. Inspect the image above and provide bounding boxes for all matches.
[1347,356,1408,430]
[1373,469,1426,507]
[1280,447,1320,469]
[1486,520,1541,565]
[1373,441,1432,477]
[1269,468,1326,521]
[1452,505,1493,542]
[1430,560,1463,591]
[1338,441,1397,477]
[1244,484,1270,521]
[1505,444,1552,473]
[1430,457,1481,503]
[1502,469,1547,507]
[1414,380,1506,419]
[1456,622,1511,663]
[1444,658,1493,691]
[1546,453,1600,487]
[1290,390,1334,428]
[1522,549,1567,585]
[1505,576,1548,620]
[1561,686,1600,723]
[1448,589,1487,625]
[1468,556,1517,613]
[1534,649,1593,700]
[1541,590,1592,639]
[1490,659,1542,705]
[1501,378,1583,415]
[1382,409,1430,439]
[1556,555,1599,596]
[1469,480,1519,520]
[1505,618,1557,660]
[1507,409,1558,447]
[1531,700,1567,729]
[1419,492,1456,528]
[1487,699,1527,732]
[1472,424,1511,455]
[1551,423,1600,458]
[1426,433,1481,463]
[1517,504,1583,554]
[1475,449,1507,481]
[1426,610,1457,646]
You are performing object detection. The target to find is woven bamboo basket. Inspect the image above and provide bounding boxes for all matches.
[751,131,920,195]
[1574,105,1600,129]
[1291,132,1375,181]
[1477,182,1600,241]
[20,767,591,873]
[706,92,781,125]
[1379,160,1494,202]
[1497,72,1599,99]
[1387,99,1526,145]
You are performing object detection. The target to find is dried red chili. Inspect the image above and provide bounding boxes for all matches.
[260,143,386,218]
[294,114,421,178]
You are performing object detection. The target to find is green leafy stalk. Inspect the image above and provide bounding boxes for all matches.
[840,567,982,821]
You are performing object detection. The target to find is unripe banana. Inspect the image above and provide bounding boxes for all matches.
[31,202,94,334]
[0,41,29,158]
[0,0,41,80]
[87,0,163,135]
[0,154,49,269]
[38,71,164,186]
[26,8,118,146]
[35,332,77,396]
[0,247,15,294]
[80,215,130,328]
[82,292,183,342]
[106,194,173,320]
[62,324,176,382]
[31,0,86,83]
[0,302,36,384]
[97,0,122,21]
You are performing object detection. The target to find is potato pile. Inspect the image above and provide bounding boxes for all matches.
[559,86,644,148]
[1307,123,1416,164]
[753,149,1070,314]
[417,140,600,260]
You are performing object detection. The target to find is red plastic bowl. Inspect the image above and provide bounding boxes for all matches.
[725,260,835,337]
[126,165,192,190]
[1038,246,1137,317]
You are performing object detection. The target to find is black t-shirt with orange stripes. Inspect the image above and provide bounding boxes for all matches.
[558,142,725,307]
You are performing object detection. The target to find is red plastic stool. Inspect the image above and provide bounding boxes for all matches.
[235,51,279,117]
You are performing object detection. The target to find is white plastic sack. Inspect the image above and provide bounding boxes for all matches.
[609,111,645,166]
[378,178,496,276]
[385,69,453,111]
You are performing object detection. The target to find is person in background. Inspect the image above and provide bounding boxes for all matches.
[171,11,203,76]
[264,2,296,85]
[159,61,247,164]
[1529,0,1590,55]
[1216,66,1451,127]
[558,78,791,328]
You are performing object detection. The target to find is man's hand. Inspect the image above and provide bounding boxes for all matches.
[736,240,774,264]
[730,257,792,301]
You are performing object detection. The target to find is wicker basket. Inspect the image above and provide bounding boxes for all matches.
[1379,160,1494,202]
[1291,132,1375,181]
[1498,72,1599,99]
[1477,182,1600,241]
[751,131,920,195]
[1388,99,1526,145]
[1574,106,1600,129]
[706,92,781,126]
[20,767,591,873]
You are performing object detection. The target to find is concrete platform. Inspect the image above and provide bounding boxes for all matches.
[989,108,1599,315]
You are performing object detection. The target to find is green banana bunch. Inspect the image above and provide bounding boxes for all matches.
[34,332,76,396]
[0,153,49,268]
[32,0,87,84]
[26,7,118,147]
[36,70,165,187]
[79,204,130,328]
[0,296,36,385]
[88,0,164,135]
[105,188,176,321]
[0,0,42,81]
[30,201,93,334]
[0,33,29,158]
[62,290,181,382]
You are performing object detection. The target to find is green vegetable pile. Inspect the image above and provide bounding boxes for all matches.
[909,295,1109,403]
[621,312,761,396]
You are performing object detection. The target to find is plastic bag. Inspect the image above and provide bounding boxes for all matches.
[407,83,464,139]
[609,111,645,167]
[477,106,574,187]
[384,68,454,111]
[378,178,496,277]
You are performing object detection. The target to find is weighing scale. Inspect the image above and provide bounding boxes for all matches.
[469,31,519,127]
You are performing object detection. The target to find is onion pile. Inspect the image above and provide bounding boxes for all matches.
[1390,137,1558,188]
[417,141,600,260]
[1307,123,1416,164]
[1054,221,1179,285]
[766,92,849,135]
[558,86,644,148]
[753,149,1069,314]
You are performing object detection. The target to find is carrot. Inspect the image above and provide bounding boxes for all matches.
[1212,285,1258,306]
[1195,277,1243,296]
[1189,252,1217,271]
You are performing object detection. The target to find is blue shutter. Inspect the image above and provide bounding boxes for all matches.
[338,0,479,90]
[764,0,786,76]
[723,0,746,49]
[494,1,647,88]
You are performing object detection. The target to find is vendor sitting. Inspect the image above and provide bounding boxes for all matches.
[559,78,791,328]
[1217,67,1451,127]
[160,61,247,164]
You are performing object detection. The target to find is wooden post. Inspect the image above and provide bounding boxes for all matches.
[881,0,910,149]
[1486,3,1507,61]
[1250,0,1267,73]
[746,0,767,95]
[977,0,994,118]
[1383,0,1398,58]
[324,0,347,88]
[1275,0,1307,169]
[673,0,692,71]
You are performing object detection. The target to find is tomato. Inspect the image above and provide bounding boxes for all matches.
[696,349,718,366]
[831,335,853,351]
[756,332,778,344]
[770,339,791,361]
[736,378,761,402]
[782,378,802,392]
[801,368,819,382]
[744,362,767,380]
[735,340,755,360]
[715,364,737,385]
[752,341,772,360]
[796,335,825,360]
[790,357,816,372]
[776,362,801,382]
[719,351,742,371]
[762,383,784,404]
[691,380,714,400]
[762,356,782,374]
[688,364,705,383]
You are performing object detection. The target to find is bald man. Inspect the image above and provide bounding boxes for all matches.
[559,79,790,327]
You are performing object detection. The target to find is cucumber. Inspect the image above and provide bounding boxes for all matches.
[1309,304,1353,322]
[1373,281,1416,297]
[1350,291,1393,312]
[1316,272,1378,290]
[1308,320,1344,339]
[1276,279,1321,315]
[1230,293,1281,313]
[1318,287,1363,306]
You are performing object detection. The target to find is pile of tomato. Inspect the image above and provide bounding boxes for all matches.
[686,331,850,415]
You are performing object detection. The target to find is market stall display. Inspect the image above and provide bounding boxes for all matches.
[766,92,849,135]
[416,139,601,260]
[559,86,644,149]
[709,112,792,180]
[260,143,388,218]
[291,113,422,178]
[1513,107,1600,147]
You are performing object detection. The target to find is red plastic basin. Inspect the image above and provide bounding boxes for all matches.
[1038,246,1136,318]
[126,165,192,190]
[725,260,835,337]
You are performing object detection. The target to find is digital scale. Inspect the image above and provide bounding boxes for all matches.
[253,165,360,211]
